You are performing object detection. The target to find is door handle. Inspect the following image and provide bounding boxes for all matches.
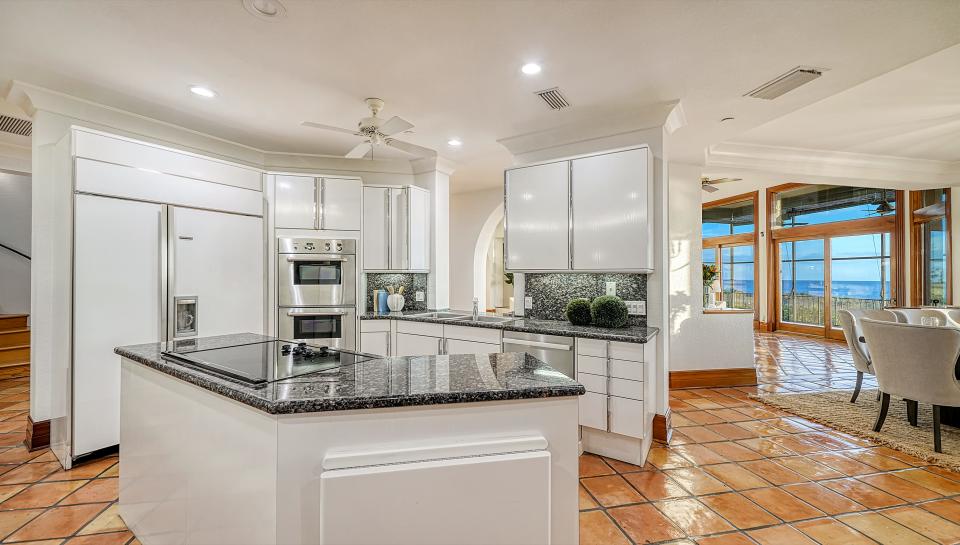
[286,256,347,262]
[286,311,348,317]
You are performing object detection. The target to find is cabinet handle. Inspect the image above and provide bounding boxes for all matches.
[385,190,391,269]
[313,178,320,230]
[385,331,391,357]
[319,178,326,230]
[605,340,612,432]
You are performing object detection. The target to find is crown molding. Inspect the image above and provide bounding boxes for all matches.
[705,141,960,187]
[410,155,457,176]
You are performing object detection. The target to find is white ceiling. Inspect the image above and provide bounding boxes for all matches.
[1,1,959,193]
[732,43,960,162]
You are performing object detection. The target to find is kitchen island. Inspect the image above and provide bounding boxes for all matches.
[115,334,584,545]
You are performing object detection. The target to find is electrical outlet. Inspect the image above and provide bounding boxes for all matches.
[415,291,425,302]
[524,296,533,310]
[605,281,617,296]
[625,301,646,316]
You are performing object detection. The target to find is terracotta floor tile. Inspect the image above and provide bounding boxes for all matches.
[858,473,943,503]
[673,444,731,465]
[579,484,597,510]
[624,470,690,501]
[647,447,695,469]
[782,482,866,515]
[664,467,733,495]
[579,510,630,545]
[0,480,88,510]
[707,423,760,441]
[742,487,825,522]
[793,517,877,545]
[842,448,912,471]
[837,511,939,545]
[77,503,125,535]
[685,411,727,425]
[774,456,844,480]
[697,533,758,545]
[686,398,727,410]
[65,531,134,544]
[895,469,960,496]
[871,446,928,466]
[602,457,646,474]
[807,452,879,476]
[706,408,754,423]
[580,475,644,507]
[880,506,960,545]
[43,459,118,483]
[748,524,819,545]
[579,454,615,478]
[821,477,905,509]
[656,498,735,537]
[738,459,807,485]
[99,464,120,478]
[681,426,730,443]
[700,492,779,530]
[0,462,63,485]
[7,503,108,541]
[0,483,27,503]
[922,465,960,484]
[920,498,960,520]
[60,478,119,505]
[0,508,45,540]
[705,442,765,462]
[702,463,770,490]
[735,438,796,458]
[608,503,686,544]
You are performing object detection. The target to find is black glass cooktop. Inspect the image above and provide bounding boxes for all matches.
[161,340,373,386]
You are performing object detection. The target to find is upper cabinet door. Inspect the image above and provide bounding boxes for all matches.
[362,186,390,270]
[320,178,362,231]
[505,161,570,271]
[275,175,316,229]
[389,188,409,270]
[407,188,430,271]
[572,148,651,271]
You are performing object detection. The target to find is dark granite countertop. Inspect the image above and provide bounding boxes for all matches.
[115,333,584,415]
[361,311,659,343]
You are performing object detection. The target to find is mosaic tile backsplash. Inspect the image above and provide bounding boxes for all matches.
[523,273,647,326]
[365,273,428,312]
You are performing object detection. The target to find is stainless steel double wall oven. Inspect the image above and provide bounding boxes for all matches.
[277,238,357,349]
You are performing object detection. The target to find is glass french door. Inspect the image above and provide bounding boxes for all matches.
[778,232,894,338]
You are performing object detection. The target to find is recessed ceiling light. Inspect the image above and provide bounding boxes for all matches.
[189,86,218,98]
[447,138,462,147]
[242,0,286,20]
[521,63,542,75]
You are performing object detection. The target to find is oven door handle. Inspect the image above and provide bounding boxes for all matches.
[285,310,349,317]
[286,256,348,262]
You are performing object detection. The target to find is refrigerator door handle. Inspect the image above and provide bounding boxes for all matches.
[166,206,176,341]
[159,205,169,341]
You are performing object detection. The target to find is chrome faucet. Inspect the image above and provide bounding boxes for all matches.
[473,297,480,320]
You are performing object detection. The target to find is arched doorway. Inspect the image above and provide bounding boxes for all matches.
[473,203,512,313]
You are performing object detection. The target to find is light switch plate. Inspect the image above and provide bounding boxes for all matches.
[605,281,617,296]
[524,296,533,309]
[625,300,646,316]
[415,291,425,302]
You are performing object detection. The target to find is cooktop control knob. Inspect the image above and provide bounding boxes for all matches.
[304,243,315,251]
[324,242,332,251]
[336,242,343,251]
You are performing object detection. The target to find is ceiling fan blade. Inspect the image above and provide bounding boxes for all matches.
[701,184,720,193]
[385,138,436,157]
[301,121,362,136]
[379,116,415,136]
[710,177,743,184]
[345,142,372,159]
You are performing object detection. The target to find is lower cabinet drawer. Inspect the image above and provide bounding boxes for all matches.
[579,391,607,431]
[576,371,606,394]
[609,359,643,382]
[608,396,645,439]
[608,377,643,401]
[578,354,605,375]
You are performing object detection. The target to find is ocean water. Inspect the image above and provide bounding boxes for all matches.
[724,280,891,299]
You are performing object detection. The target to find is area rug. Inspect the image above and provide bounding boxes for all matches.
[752,388,960,472]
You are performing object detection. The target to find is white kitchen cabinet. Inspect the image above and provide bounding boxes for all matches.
[275,175,362,230]
[360,332,391,357]
[572,148,652,271]
[579,392,607,431]
[395,333,442,356]
[444,338,500,355]
[320,178,362,231]
[505,161,569,271]
[275,175,316,229]
[363,185,430,271]
[576,337,651,440]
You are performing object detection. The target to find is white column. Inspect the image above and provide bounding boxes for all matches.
[413,157,455,310]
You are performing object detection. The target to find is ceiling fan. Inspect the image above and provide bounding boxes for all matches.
[301,98,435,159]
[701,176,742,193]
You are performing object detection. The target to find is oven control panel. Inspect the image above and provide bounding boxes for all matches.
[278,238,356,255]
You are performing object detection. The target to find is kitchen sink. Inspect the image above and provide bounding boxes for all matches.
[445,315,516,324]
[407,311,470,320]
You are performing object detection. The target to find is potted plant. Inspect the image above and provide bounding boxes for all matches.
[702,264,720,308]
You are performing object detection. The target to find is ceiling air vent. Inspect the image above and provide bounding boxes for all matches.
[744,66,823,100]
[535,87,570,110]
[0,115,31,137]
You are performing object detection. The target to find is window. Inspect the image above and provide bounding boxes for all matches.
[772,185,897,229]
[702,192,759,314]
[911,189,951,306]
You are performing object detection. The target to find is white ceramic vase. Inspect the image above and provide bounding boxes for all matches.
[387,293,405,312]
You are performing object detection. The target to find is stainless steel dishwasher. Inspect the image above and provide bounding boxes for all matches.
[501,331,575,379]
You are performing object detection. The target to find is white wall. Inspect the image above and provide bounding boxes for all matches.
[449,187,503,311]
[669,163,755,371]
[0,171,31,314]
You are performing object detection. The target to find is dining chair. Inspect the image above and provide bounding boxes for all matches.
[861,318,960,453]
[837,309,897,402]
[892,308,952,325]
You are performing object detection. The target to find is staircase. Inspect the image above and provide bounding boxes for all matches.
[0,314,29,367]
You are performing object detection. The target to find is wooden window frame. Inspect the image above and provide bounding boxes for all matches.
[702,191,760,320]
[764,183,905,339]
[910,188,952,306]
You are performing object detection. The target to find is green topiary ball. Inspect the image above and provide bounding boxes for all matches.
[591,295,629,328]
[565,298,592,326]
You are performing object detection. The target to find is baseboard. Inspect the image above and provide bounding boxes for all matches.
[755,321,773,332]
[669,367,758,389]
[653,410,672,443]
[25,416,50,451]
